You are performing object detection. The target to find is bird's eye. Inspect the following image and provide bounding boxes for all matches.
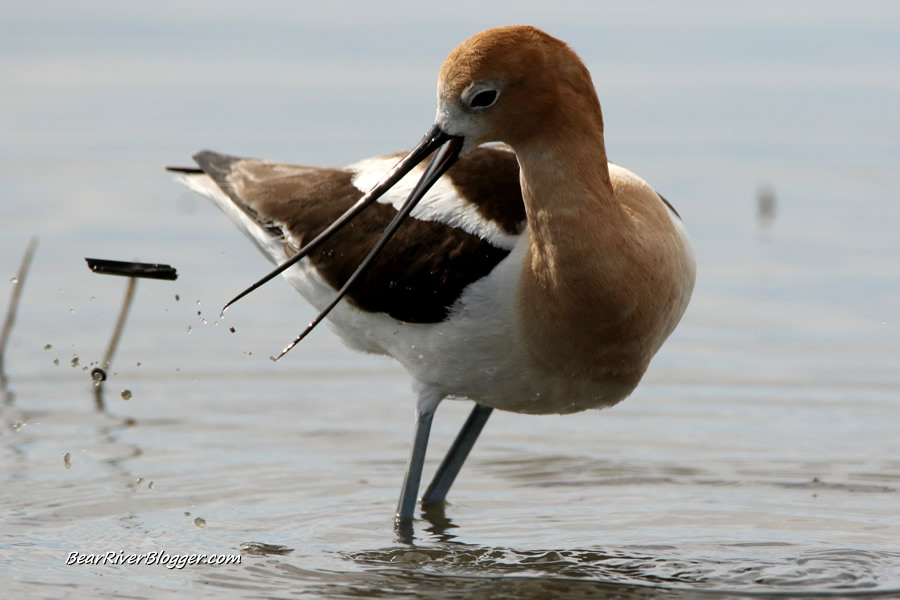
[469,89,499,109]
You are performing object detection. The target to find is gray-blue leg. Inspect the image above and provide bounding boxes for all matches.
[422,403,493,507]
[395,405,436,523]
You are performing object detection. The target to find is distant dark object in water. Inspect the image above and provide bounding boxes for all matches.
[757,185,776,229]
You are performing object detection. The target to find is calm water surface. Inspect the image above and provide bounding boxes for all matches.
[2,2,899,598]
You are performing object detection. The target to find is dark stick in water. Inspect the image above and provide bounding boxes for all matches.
[85,258,177,410]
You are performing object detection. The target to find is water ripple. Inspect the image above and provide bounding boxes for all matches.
[345,545,900,595]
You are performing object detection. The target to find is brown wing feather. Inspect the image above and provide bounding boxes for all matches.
[194,148,524,323]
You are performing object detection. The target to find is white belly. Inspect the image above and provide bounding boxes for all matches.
[284,231,636,415]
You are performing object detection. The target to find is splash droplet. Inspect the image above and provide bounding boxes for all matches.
[91,367,107,384]
[121,389,132,400]
[64,452,72,469]
[194,517,206,528]
[44,344,52,350]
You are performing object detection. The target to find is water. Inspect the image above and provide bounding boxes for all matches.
[2,1,899,597]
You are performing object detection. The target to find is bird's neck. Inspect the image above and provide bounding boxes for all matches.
[515,123,626,291]
[513,125,649,389]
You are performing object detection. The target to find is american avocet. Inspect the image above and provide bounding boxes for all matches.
[169,25,695,528]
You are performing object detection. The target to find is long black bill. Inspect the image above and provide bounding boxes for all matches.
[221,125,459,315]
[263,126,463,361]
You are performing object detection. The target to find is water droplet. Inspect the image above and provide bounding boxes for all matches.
[148,481,154,489]
[91,367,106,386]
[70,355,79,368]
[175,294,180,301]
[10,277,18,284]
[229,327,236,333]
[184,511,191,517]
[43,344,52,350]
[136,362,142,367]
[194,517,206,528]
[186,325,192,334]
[136,477,144,486]
[121,389,132,400]
[53,359,59,366]
[63,452,72,469]
[68,308,74,314]
[196,300,201,306]
[13,423,23,432]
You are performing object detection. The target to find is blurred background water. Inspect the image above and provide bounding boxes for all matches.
[1,1,899,598]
